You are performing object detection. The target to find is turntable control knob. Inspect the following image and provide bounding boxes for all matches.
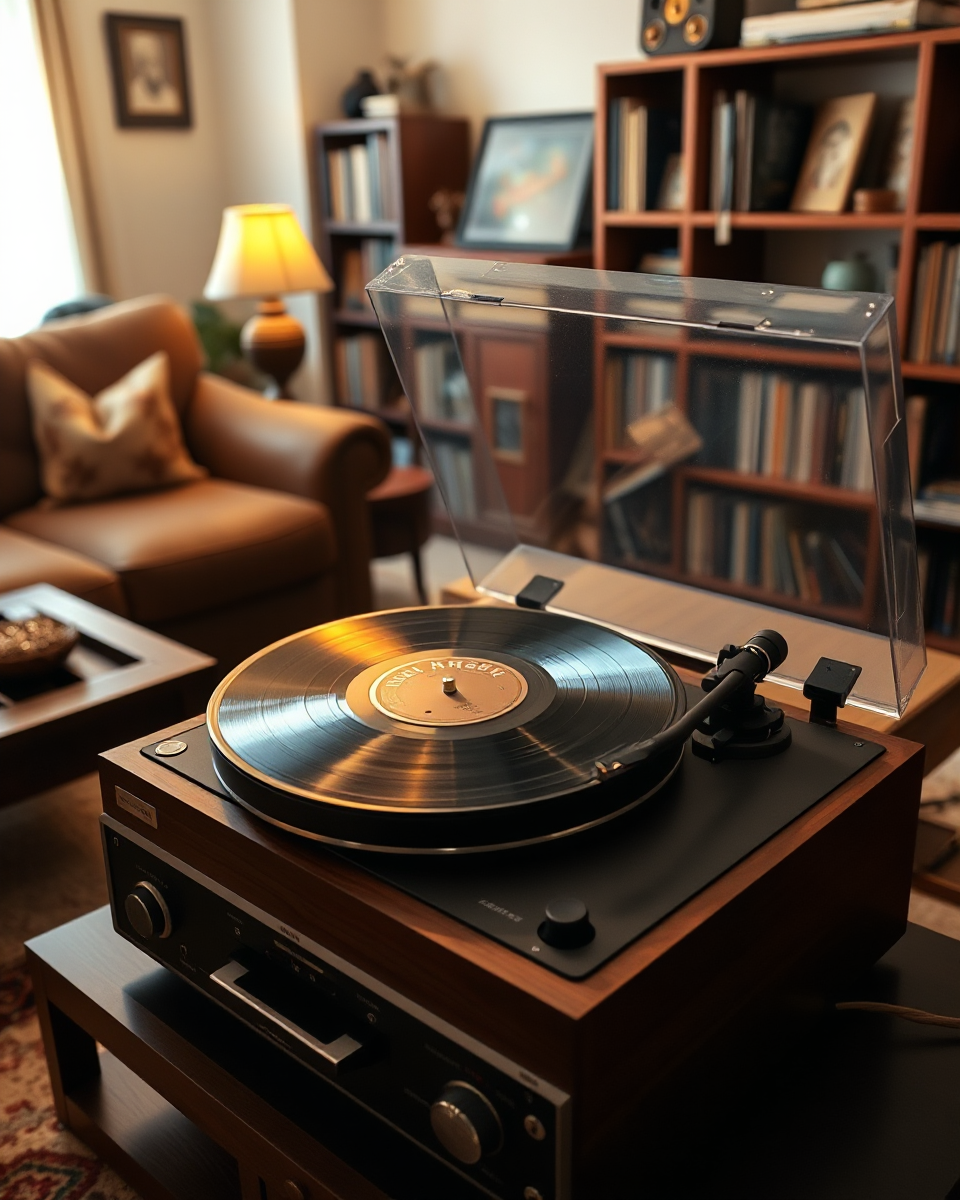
[538,898,595,949]
[124,881,172,940]
[430,1081,503,1164]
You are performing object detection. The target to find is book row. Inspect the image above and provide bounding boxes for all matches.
[339,239,397,311]
[414,340,473,424]
[334,333,383,409]
[426,437,477,520]
[604,352,676,447]
[690,368,873,492]
[909,241,960,365]
[919,543,960,638]
[606,98,680,213]
[684,488,866,609]
[326,134,394,223]
[710,91,811,215]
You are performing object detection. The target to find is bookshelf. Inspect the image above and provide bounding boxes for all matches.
[595,27,960,650]
[313,114,470,423]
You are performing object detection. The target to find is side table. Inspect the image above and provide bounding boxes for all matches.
[367,466,433,606]
[0,585,215,805]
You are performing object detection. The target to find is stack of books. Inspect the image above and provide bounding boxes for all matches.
[685,488,866,608]
[414,342,473,423]
[606,100,680,212]
[326,134,394,223]
[741,0,960,47]
[710,92,811,213]
[334,333,383,408]
[691,369,874,491]
[909,242,960,364]
[339,239,397,311]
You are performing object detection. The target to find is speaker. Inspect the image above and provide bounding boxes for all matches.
[639,0,745,55]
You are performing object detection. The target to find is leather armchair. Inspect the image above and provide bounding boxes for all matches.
[0,296,391,669]
[186,373,386,617]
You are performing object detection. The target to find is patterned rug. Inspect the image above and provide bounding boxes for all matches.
[0,966,138,1200]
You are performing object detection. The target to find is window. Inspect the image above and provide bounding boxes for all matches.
[0,0,84,336]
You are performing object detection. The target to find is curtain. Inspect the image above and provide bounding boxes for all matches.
[31,0,108,296]
[0,0,85,334]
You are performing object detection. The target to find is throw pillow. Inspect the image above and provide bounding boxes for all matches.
[27,351,207,502]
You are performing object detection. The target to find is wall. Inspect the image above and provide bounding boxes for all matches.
[60,0,227,304]
[58,0,644,400]
[380,0,640,138]
[60,0,327,400]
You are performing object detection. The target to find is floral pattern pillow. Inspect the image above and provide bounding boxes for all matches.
[27,352,206,502]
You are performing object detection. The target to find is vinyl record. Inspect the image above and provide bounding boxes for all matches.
[207,606,686,853]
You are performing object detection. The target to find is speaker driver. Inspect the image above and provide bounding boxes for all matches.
[684,13,708,43]
[642,18,666,50]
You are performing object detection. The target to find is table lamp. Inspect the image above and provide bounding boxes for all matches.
[204,204,333,398]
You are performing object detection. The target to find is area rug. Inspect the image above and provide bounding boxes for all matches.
[0,965,138,1200]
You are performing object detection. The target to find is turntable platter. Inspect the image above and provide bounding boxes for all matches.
[207,606,686,852]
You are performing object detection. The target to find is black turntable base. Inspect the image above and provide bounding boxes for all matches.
[142,699,882,980]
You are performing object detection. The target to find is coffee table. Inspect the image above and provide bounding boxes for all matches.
[0,584,215,805]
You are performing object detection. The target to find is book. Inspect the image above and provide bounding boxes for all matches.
[741,0,960,46]
[325,136,393,223]
[646,109,682,210]
[909,240,960,365]
[734,90,755,213]
[750,100,812,211]
[638,249,682,275]
[607,98,621,210]
[906,394,928,496]
[710,91,736,215]
[605,406,702,502]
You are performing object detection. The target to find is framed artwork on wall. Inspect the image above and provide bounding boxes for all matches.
[105,13,192,129]
[456,112,593,252]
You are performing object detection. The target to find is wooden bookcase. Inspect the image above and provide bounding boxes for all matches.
[595,28,960,651]
[313,114,470,424]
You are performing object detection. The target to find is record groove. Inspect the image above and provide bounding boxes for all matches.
[208,607,686,852]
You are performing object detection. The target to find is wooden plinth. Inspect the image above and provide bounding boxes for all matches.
[98,678,923,1192]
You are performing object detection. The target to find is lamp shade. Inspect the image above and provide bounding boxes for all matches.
[203,204,333,300]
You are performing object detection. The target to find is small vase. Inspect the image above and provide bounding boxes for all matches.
[821,254,876,292]
[341,71,379,120]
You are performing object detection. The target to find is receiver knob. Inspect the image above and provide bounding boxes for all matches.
[430,1081,502,1164]
[538,897,594,949]
[125,881,172,939]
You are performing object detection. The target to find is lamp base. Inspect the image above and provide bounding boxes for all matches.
[240,298,305,399]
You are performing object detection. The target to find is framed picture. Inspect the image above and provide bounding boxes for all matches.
[105,14,192,129]
[790,93,876,214]
[456,112,593,252]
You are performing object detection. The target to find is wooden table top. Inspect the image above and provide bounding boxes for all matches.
[0,584,214,740]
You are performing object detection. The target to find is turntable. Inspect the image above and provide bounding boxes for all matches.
[98,258,925,1199]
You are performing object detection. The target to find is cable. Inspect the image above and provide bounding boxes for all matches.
[836,1001,960,1029]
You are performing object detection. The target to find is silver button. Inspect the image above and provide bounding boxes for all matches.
[524,1114,546,1140]
[155,739,188,757]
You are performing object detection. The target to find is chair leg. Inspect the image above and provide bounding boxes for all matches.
[412,548,428,606]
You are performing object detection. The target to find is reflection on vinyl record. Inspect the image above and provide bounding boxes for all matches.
[208,606,686,852]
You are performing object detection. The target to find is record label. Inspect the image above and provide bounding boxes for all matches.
[370,653,527,726]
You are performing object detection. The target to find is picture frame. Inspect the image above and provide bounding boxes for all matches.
[456,112,593,252]
[790,92,876,214]
[105,13,192,129]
